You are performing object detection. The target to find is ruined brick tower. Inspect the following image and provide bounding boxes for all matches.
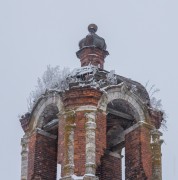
[20,24,163,180]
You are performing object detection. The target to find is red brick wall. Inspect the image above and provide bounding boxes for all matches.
[61,88,107,176]
[73,111,106,176]
[125,126,152,180]
[77,47,108,69]
[63,87,102,108]
[96,112,106,166]
[27,133,57,180]
[96,153,122,180]
[27,133,36,180]
[74,111,86,175]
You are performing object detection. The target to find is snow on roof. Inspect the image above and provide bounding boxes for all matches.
[69,65,97,77]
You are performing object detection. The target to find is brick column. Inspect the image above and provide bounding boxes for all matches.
[84,111,97,179]
[151,129,163,180]
[62,87,105,179]
[62,111,76,179]
[125,122,153,180]
[21,136,28,180]
[27,129,57,180]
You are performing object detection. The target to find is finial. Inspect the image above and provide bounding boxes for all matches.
[88,24,98,34]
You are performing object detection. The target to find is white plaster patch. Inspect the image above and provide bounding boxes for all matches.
[75,105,97,112]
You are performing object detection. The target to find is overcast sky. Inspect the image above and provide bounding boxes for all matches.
[0,0,177,179]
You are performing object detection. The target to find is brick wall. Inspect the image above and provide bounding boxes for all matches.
[27,133,57,180]
[76,47,108,69]
[72,111,106,176]
[96,112,106,166]
[74,111,86,175]
[61,87,107,177]
[63,87,102,108]
[125,126,152,180]
[96,153,122,180]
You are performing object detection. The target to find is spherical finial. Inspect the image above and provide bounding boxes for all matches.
[88,24,98,34]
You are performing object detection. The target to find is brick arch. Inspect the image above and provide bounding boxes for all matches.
[98,84,148,122]
[97,85,153,180]
[27,93,64,180]
[28,93,64,133]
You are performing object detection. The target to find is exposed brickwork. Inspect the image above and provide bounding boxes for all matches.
[125,125,152,180]
[96,112,106,166]
[74,111,86,175]
[72,111,106,176]
[149,109,163,129]
[27,134,36,180]
[61,87,106,177]
[20,24,164,180]
[76,47,108,69]
[63,87,102,108]
[27,133,57,180]
[96,154,122,180]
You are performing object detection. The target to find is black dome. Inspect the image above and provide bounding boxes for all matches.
[79,24,107,50]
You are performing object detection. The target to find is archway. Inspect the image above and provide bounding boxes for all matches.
[96,85,151,180]
[26,93,64,180]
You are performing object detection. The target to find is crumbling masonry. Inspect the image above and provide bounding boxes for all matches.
[20,24,163,180]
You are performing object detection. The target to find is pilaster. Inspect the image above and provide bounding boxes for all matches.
[21,136,28,180]
[125,121,153,180]
[84,111,97,179]
[63,111,76,178]
[151,129,163,180]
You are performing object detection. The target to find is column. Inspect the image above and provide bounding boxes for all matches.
[27,129,57,180]
[63,111,76,178]
[125,122,153,180]
[151,129,163,180]
[21,136,28,180]
[84,111,97,179]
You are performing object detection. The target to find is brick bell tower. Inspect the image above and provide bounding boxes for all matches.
[20,24,164,180]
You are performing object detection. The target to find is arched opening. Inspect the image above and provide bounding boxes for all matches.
[97,98,140,180]
[27,95,64,180]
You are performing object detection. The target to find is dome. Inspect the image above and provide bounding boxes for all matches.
[79,24,107,50]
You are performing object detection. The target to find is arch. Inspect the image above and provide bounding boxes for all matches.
[28,92,64,133]
[98,84,148,122]
[97,84,151,180]
[26,92,64,180]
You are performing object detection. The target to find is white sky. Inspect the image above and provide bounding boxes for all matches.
[0,0,177,179]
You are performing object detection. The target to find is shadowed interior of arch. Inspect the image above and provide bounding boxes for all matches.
[106,99,139,151]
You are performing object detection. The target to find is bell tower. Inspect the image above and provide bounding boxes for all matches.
[20,24,164,180]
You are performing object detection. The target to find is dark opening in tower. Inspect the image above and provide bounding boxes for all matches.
[96,99,139,180]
